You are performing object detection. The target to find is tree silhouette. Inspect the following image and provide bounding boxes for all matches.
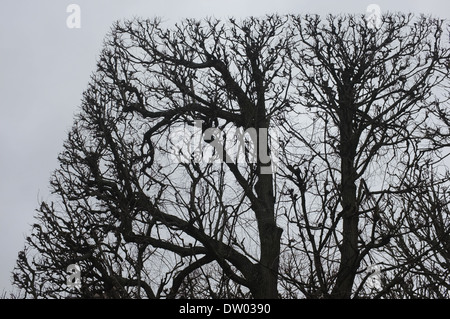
[12,13,450,299]
[279,13,450,298]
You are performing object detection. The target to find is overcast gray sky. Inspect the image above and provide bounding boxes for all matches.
[1,0,449,296]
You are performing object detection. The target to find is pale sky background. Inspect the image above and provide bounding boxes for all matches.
[0,0,449,296]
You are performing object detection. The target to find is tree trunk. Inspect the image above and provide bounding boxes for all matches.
[250,118,282,299]
[332,166,359,298]
[253,172,283,299]
[332,91,360,298]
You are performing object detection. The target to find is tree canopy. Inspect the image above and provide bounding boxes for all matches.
[12,13,450,299]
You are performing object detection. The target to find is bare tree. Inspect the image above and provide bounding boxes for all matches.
[14,15,291,299]
[379,167,450,299]
[278,13,450,298]
[12,13,450,299]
